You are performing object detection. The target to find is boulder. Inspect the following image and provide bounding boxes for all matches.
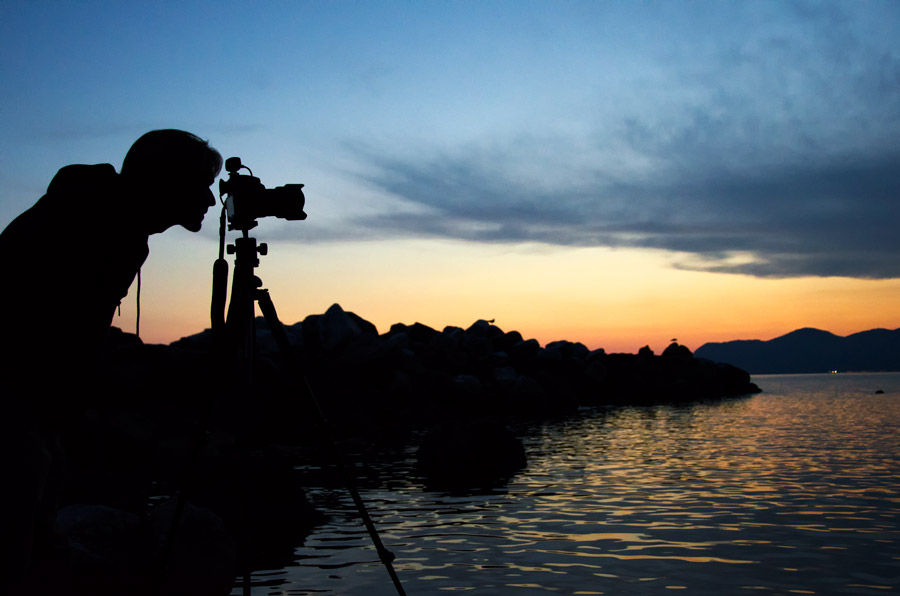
[58,503,148,594]
[506,375,551,415]
[417,419,527,490]
[662,342,693,361]
[149,499,236,596]
[301,303,377,353]
[55,501,235,596]
[508,338,541,362]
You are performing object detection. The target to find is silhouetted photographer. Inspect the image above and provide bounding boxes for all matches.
[0,129,222,595]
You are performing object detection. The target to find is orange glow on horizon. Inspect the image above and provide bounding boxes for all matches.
[125,237,900,355]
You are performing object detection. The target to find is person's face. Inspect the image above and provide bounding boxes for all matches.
[125,168,218,235]
[149,174,217,233]
[174,180,217,232]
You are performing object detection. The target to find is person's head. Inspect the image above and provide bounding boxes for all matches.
[121,129,223,233]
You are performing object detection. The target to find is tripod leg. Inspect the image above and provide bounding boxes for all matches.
[255,289,407,596]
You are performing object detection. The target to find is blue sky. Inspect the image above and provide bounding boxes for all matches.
[2,1,899,349]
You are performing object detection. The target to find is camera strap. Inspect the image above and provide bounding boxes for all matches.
[135,268,141,338]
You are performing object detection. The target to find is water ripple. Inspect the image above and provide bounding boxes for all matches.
[237,373,900,595]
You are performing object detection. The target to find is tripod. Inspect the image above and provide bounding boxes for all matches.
[209,222,407,596]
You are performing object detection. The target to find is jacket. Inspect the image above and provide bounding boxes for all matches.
[0,164,150,422]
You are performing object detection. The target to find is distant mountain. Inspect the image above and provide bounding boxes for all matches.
[694,327,900,374]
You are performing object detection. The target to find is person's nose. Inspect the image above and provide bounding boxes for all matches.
[207,188,216,207]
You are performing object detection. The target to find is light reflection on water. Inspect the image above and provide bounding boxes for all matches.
[237,373,900,595]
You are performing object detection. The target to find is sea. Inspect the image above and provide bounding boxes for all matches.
[234,373,900,595]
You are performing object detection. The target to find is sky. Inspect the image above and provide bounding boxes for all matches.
[1,0,899,354]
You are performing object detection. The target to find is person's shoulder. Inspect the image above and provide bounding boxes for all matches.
[47,163,119,196]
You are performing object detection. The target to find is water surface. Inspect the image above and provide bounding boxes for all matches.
[239,373,900,595]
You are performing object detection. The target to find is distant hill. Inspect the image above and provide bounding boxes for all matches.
[694,327,900,374]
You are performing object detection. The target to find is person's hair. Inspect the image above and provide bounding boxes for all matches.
[121,129,223,183]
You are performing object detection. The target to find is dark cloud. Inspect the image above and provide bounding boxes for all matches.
[341,142,900,279]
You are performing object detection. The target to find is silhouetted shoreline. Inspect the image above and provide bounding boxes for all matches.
[162,303,761,434]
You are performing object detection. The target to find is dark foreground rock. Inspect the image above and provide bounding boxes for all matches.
[417,419,527,490]
[54,500,235,596]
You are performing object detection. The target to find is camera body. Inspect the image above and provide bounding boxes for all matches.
[218,156,306,231]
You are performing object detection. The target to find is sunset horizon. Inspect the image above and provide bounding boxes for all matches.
[124,232,900,356]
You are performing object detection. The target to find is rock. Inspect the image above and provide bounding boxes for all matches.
[254,316,304,354]
[57,504,149,596]
[55,501,234,596]
[545,340,590,361]
[389,322,439,346]
[184,448,323,569]
[149,498,236,596]
[463,319,501,359]
[417,419,527,490]
[662,342,693,360]
[300,303,377,353]
[453,374,486,405]
[58,503,144,562]
[441,325,466,344]
[466,319,503,339]
[493,366,518,386]
[508,338,541,362]
[384,329,411,351]
[496,330,525,352]
[319,303,366,351]
[506,375,551,415]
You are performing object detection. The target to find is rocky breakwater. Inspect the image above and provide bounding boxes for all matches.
[231,303,761,433]
[206,303,760,489]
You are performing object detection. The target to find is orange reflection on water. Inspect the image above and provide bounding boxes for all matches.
[286,374,900,595]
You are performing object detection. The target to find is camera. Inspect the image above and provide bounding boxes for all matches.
[219,156,306,231]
